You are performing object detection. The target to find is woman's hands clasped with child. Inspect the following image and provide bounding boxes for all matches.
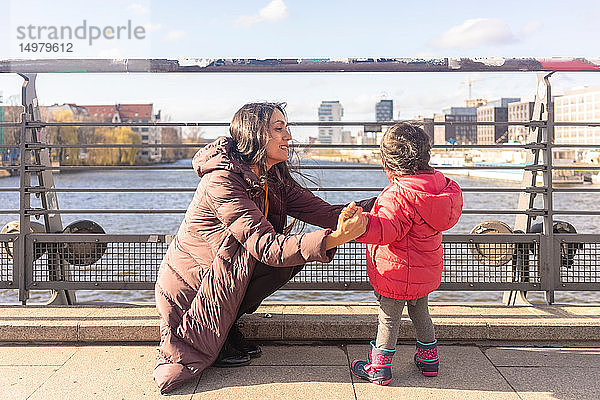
[324,202,369,250]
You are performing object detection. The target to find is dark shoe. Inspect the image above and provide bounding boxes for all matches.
[229,323,262,358]
[213,339,251,368]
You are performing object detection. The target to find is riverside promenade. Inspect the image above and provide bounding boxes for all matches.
[1,302,599,399]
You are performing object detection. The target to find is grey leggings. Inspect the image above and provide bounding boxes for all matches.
[375,293,435,350]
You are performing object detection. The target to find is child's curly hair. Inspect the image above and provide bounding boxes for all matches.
[380,122,432,175]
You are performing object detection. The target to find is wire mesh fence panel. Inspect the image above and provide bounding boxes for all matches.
[294,241,369,284]
[0,237,15,286]
[443,241,540,284]
[560,241,600,284]
[293,238,541,288]
[32,240,167,283]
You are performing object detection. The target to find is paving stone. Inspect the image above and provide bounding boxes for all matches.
[0,345,77,366]
[250,345,347,366]
[498,366,600,400]
[0,366,59,400]
[485,347,600,367]
[347,345,519,400]
[192,365,354,399]
[27,345,195,400]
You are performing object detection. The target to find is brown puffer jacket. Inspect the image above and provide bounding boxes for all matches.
[153,137,374,393]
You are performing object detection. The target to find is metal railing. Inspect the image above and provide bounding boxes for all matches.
[1,58,599,305]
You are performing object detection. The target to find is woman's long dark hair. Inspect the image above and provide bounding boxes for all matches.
[229,102,299,185]
[229,102,308,234]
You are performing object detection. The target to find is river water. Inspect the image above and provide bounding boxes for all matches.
[1,158,599,304]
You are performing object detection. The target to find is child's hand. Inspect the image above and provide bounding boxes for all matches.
[340,202,359,221]
[336,204,367,239]
[325,202,369,250]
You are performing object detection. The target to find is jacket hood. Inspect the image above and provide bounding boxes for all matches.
[387,169,463,232]
[192,136,246,178]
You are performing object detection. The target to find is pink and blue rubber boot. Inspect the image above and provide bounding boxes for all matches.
[414,339,439,377]
[351,340,395,386]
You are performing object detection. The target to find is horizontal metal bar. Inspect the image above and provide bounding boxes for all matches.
[30,233,173,242]
[23,165,386,171]
[25,143,207,149]
[22,164,540,172]
[554,233,600,241]
[29,120,546,128]
[552,165,600,170]
[22,142,541,150]
[443,233,540,242]
[22,208,543,215]
[23,186,543,194]
[29,282,155,290]
[29,233,544,242]
[553,188,600,193]
[556,284,600,291]
[2,57,600,73]
[0,210,19,214]
[439,283,542,290]
[25,209,187,214]
[0,188,19,192]
[551,210,600,215]
[0,234,18,240]
[553,122,600,127]
[283,282,372,290]
[552,144,600,148]
[0,123,21,128]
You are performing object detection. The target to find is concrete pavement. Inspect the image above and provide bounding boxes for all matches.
[1,343,599,399]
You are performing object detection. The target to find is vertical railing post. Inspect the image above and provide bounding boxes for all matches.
[17,107,30,304]
[543,74,555,304]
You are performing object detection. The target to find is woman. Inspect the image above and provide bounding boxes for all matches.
[153,102,373,393]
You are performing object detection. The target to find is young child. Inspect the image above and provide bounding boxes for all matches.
[348,122,463,385]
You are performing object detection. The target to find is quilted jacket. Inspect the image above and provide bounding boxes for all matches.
[153,137,374,393]
[357,169,463,300]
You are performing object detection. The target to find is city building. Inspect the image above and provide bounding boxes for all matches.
[508,101,535,143]
[318,101,343,144]
[555,86,600,145]
[554,86,600,162]
[477,106,509,144]
[419,117,434,143]
[434,107,477,145]
[476,98,520,145]
[375,99,393,122]
[487,98,521,108]
[82,103,162,163]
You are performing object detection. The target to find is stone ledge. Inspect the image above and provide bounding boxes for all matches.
[0,303,599,343]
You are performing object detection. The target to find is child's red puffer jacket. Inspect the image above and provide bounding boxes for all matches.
[357,169,463,299]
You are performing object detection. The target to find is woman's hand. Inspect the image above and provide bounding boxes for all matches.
[325,202,369,250]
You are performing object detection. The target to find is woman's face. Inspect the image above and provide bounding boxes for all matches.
[265,108,292,169]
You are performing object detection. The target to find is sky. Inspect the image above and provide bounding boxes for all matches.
[1,0,600,140]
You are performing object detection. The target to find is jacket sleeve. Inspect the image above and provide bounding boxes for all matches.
[285,179,377,230]
[356,194,413,245]
[206,171,335,266]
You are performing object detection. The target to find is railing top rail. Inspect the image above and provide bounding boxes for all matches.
[1,57,600,73]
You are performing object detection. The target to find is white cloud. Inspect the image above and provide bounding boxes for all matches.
[128,3,150,14]
[164,30,186,42]
[236,0,289,27]
[430,18,517,49]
